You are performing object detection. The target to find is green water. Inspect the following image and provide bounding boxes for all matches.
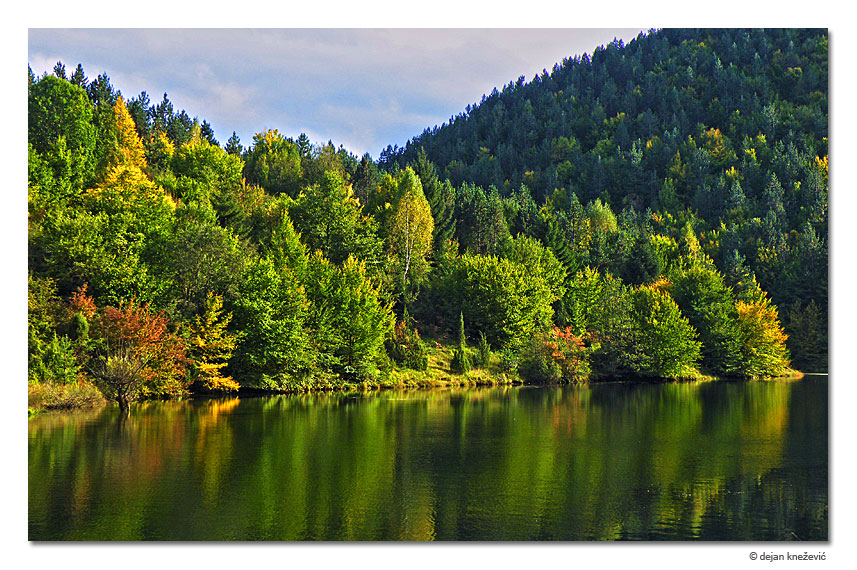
[28,376,828,540]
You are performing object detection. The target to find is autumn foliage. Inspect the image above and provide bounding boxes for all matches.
[187,293,240,392]
[386,318,428,371]
[94,298,188,398]
[67,283,97,319]
[736,296,791,378]
[519,326,590,384]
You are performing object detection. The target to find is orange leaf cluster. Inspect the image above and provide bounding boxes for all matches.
[543,326,588,378]
[68,283,97,319]
[98,298,187,384]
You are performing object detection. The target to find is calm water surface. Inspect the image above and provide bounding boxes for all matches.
[28,377,828,540]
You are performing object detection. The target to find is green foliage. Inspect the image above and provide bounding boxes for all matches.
[576,271,643,376]
[28,75,96,190]
[474,331,491,368]
[243,129,302,196]
[502,235,567,303]
[305,254,395,381]
[68,311,90,343]
[289,171,383,268]
[542,215,575,277]
[438,252,557,348]
[450,312,471,374]
[586,199,618,234]
[669,265,742,376]
[28,274,60,348]
[454,182,510,255]
[146,203,249,317]
[225,131,243,156]
[29,333,80,385]
[170,134,244,212]
[783,300,827,372]
[231,255,313,389]
[300,141,349,188]
[630,286,701,378]
[31,205,160,308]
[564,266,603,337]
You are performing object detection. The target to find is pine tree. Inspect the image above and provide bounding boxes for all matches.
[543,214,575,276]
[52,61,66,80]
[412,148,455,252]
[200,120,218,146]
[70,64,87,89]
[225,131,243,156]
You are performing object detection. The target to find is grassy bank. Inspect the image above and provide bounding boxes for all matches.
[28,380,106,412]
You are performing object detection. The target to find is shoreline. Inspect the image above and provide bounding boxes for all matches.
[28,368,810,414]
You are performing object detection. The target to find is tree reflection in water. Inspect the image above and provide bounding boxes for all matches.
[29,378,827,541]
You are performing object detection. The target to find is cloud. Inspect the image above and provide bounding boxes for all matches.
[28,28,646,157]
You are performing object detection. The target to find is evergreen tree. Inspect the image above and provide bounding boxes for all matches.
[475,331,491,368]
[412,148,455,251]
[69,64,87,89]
[451,312,471,373]
[225,131,243,156]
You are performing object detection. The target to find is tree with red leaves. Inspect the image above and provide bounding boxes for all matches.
[89,298,187,410]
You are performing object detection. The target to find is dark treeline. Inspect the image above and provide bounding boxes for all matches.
[28,28,825,410]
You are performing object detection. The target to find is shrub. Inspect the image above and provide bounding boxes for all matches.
[519,327,590,384]
[474,332,491,368]
[386,320,429,371]
[28,333,79,385]
[499,348,520,375]
[28,379,105,410]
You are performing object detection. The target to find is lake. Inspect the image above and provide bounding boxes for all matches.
[28,376,828,540]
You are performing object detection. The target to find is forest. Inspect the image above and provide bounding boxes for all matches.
[27,28,827,411]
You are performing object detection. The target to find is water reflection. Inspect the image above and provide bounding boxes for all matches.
[29,378,827,540]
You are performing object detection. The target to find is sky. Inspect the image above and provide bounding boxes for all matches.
[28,28,647,158]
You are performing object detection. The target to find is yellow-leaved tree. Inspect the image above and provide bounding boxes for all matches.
[188,293,241,392]
[98,96,148,181]
[386,168,434,308]
[736,291,791,378]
